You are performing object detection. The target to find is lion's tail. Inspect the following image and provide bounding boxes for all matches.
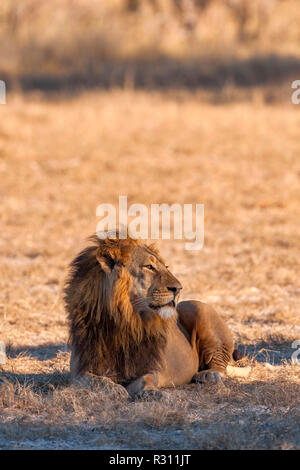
[232,348,243,361]
[226,365,251,377]
[226,348,251,378]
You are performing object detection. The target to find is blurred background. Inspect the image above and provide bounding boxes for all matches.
[1,0,300,97]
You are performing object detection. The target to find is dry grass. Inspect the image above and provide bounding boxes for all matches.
[1,0,300,92]
[0,90,300,449]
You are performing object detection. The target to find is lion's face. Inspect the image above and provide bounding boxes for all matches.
[127,245,182,320]
[95,238,182,321]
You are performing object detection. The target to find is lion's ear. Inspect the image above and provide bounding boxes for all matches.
[96,253,115,274]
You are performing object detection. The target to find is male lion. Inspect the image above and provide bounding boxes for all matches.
[64,234,238,397]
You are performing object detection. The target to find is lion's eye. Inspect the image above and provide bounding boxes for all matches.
[144,264,155,271]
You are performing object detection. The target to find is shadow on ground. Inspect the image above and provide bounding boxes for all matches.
[1,337,296,395]
[6,343,68,361]
[5,337,294,365]
[2,53,300,94]
[237,338,295,365]
[0,371,70,391]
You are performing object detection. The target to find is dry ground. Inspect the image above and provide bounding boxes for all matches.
[0,90,299,449]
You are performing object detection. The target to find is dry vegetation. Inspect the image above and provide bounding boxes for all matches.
[0,90,299,449]
[0,0,300,451]
[1,0,300,92]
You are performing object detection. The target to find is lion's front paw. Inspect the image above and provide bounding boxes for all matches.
[134,389,170,402]
[193,370,223,384]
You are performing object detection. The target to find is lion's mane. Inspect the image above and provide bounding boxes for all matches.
[64,235,168,383]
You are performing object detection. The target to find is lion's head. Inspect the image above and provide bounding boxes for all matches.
[64,233,182,383]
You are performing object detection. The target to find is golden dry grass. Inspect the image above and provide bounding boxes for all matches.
[1,0,300,92]
[0,90,300,449]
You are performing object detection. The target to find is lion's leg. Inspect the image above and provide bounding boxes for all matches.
[70,348,81,383]
[126,373,157,395]
[191,344,227,384]
[126,372,170,400]
[70,348,95,386]
[70,349,129,397]
[192,369,223,384]
[177,300,234,383]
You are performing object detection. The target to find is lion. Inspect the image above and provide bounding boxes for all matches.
[64,233,244,397]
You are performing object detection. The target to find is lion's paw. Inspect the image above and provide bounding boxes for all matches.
[134,389,170,402]
[193,370,223,385]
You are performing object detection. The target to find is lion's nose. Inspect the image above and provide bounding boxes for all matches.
[167,285,182,296]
